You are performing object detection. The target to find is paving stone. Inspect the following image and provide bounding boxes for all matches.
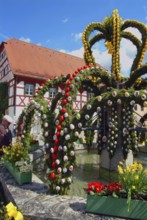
[0,162,126,220]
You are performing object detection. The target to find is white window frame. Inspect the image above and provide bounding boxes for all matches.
[49,87,57,98]
[24,83,35,96]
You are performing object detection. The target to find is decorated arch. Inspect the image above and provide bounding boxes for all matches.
[17,10,147,195]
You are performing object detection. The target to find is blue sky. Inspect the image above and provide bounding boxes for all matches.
[0,0,147,76]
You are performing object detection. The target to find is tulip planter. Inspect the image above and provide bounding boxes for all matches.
[86,194,147,220]
[4,160,32,185]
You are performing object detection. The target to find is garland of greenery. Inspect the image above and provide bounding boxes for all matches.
[16,10,147,195]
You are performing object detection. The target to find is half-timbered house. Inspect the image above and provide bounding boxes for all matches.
[0,38,91,125]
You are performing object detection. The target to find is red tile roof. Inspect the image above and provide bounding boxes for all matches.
[3,38,86,80]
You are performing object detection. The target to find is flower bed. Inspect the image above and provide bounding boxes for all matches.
[4,160,32,185]
[85,161,147,219]
[86,194,147,220]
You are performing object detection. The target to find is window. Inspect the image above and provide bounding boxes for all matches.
[24,83,35,96]
[49,87,57,98]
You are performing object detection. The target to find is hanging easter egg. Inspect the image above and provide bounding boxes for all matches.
[130,100,135,106]
[58,145,63,151]
[61,108,66,114]
[63,146,67,151]
[65,92,69,98]
[50,148,54,153]
[57,167,62,174]
[97,107,101,112]
[64,127,68,133]
[112,91,117,97]
[70,124,75,130]
[85,114,90,120]
[69,165,73,171]
[97,96,102,102]
[87,104,92,110]
[102,136,107,142]
[78,123,82,128]
[42,114,46,119]
[125,92,130,97]
[75,77,80,82]
[134,91,139,97]
[54,145,58,152]
[65,87,70,92]
[144,101,147,107]
[56,131,60,137]
[49,173,56,179]
[76,113,81,120]
[63,168,67,173]
[64,112,69,118]
[141,94,146,100]
[58,105,62,111]
[44,122,48,127]
[60,130,64,136]
[67,96,72,102]
[53,135,57,140]
[107,100,112,106]
[44,131,48,137]
[117,99,122,104]
[74,131,79,137]
[61,178,65,184]
[54,109,59,115]
[67,177,72,184]
[70,151,75,156]
[52,153,57,160]
[57,125,62,130]
[55,120,59,125]
[56,186,60,191]
[45,143,49,148]
[54,139,59,145]
[62,99,67,105]
[66,80,71,86]
[52,161,57,168]
[59,115,64,122]
[56,159,60,165]
[63,155,68,161]
[65,134,70,140]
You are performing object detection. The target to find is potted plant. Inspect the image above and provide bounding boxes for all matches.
[2,141,32,185]
[28,134,39,152]
[86,161,147,220]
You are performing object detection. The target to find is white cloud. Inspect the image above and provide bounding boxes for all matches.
[65,26,147,77]
[72,32,82,42]
[67,47,84,57]
[19,37,31,43]
[62,18,69,23]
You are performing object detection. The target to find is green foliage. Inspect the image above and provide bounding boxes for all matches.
[2,141,29,165]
